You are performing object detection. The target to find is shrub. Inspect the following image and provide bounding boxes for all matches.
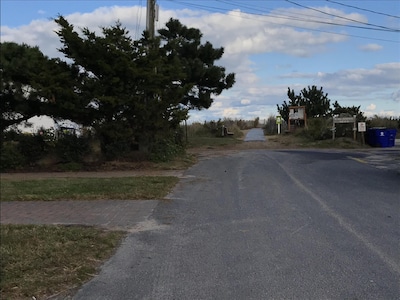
[57,161,84,171]
[203,119,224,137]
[55,134,90,163]
[0,142,25,171]
[96,122,134,160]
[229,124,244,138]
[1,129,52,170]
[149,138,185,162]
[264,115,287,135]
[17,134,49,163]
[253,117,260,128]
[367,116,399,130]
[234,119,249,130]
[185,122,209,138]
[296,117,331,141]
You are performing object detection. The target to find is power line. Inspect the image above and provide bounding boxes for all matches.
[166,0,399,33]
[134,0,144,39]
[217,0,398,33]
[326,0,400,19]
[285,0,400,32]
[163,0,400,43]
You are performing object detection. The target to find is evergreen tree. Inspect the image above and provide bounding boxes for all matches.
[277,85,331,122]
[54,16,235,156]
[332,101,365,120]
[158,18,235,110]
[0,42,78,132]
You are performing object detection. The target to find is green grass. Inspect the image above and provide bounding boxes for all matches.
[0,224,125,300]
[0,176,179,201]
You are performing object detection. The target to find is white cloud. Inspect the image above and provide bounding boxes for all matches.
[170,6,351,58]
[241,99,251,105]
[1,21,61,58]
[316,63,400,95]
[359,44,383,52]
[391,90,400,103]
[209,101,223,110]
[379,110,396,117]
[1,5,149,59]
[363,105,398,118]
[222,108,240,118]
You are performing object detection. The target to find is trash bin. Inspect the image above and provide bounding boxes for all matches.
[367,128,389,147]
[387,129,397,147]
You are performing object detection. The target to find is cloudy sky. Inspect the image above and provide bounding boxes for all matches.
[1,0,399,125]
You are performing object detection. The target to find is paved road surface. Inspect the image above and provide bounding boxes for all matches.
[74,149,400,300]
[244,128,265,141]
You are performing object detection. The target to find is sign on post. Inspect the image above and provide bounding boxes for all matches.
[333,116,356,124]
[276,115,282,134]
[358,122,366,145]
[332,115,357,140]
[358,122,366,132]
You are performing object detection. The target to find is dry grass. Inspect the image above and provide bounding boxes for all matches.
[0,224,125,300]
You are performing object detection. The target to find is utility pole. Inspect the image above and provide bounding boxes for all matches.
[146,0,157,38]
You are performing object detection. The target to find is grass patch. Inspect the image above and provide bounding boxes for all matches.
[305,137,368,149]
[266,134,309,147]
[268,134,366,149]
[153,152,197,170]
[0,224,125,300]
[0,176,179,201]
[187,136,242,148]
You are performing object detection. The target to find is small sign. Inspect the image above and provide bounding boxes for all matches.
[358,122,366,132]
[334,117,355,124]
[276,116,282,125]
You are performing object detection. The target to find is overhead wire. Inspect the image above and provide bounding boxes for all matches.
[162,0,399,43]
[326,0,400,19]
[284,0,400,32]
[134,0,144,39]
[217,0,398,33]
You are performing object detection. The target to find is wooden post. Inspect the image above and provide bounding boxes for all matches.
[185,119,188,144]
[146,0,156,38]
[358,121,366,145]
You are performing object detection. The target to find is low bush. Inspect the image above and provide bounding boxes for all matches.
[18,134,49,163]
[55,134,90,163]
[264,115,287,135]
[0,142,25,171]
[295,117,331,141]
[0,132,51,171]
[149,138,185,162]
[186,119,247,139]
[203,119,224,137]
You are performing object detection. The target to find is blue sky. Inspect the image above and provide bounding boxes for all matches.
[1,0,399,126]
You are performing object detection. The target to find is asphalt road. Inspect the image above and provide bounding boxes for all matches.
[74,149,400,300]
[244,128,265,141]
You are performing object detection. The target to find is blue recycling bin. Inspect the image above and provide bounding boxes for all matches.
[367,128,396,147]
[386,129,397,147]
